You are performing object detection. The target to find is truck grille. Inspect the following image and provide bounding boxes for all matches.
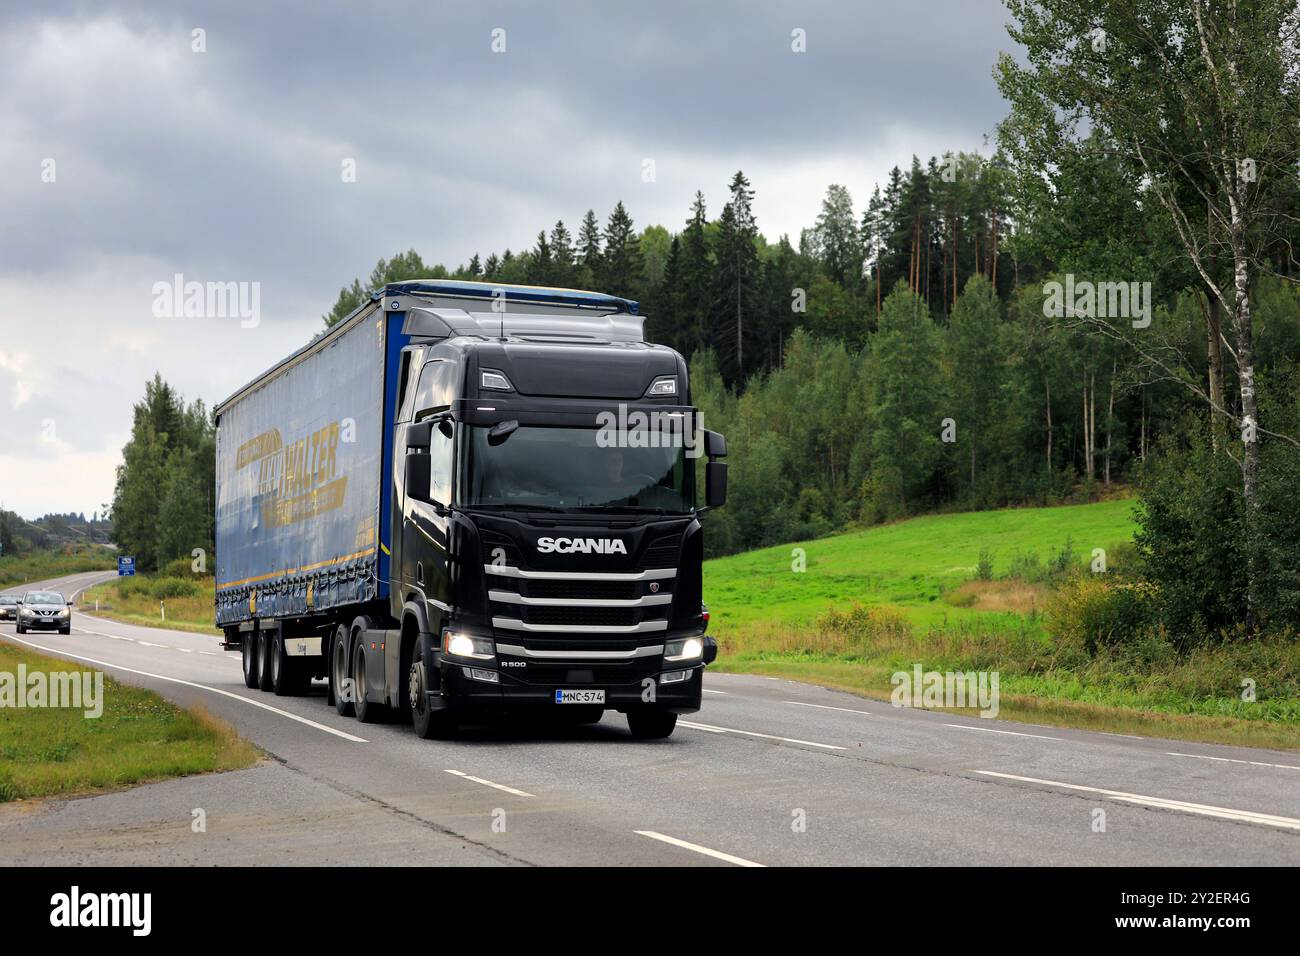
[479,527,682,645]
[520,579,638,601]
[519,605,638,628]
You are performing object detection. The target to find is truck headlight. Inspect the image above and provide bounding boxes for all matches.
[664,637,704,662]
[443,630,495,660]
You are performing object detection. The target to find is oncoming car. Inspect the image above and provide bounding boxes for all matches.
[0,594,17,621]
[16,590,73,635]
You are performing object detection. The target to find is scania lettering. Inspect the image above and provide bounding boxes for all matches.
[214,279,727,739]
[536,537,629,555]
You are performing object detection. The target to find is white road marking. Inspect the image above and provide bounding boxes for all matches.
[785,700,873,717]
[634,830,765,867]
[1099,731,1144,739]
[443,769,534,797]
[74,624,239,663]
[4,634,368,743]
[975,770,1300,832]
[944,723,1062,741]
[679,719,846,751]
[702,688,729,695]
[1166,752,1300,772]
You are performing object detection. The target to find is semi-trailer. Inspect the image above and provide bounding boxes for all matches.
[214,279,727,739]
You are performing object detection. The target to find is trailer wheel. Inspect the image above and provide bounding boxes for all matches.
[242,634,259,688]
[257,630,274,691]
[626,708,677,739]
[332,626,354,717]
[271,633,305,696]
[409,634,456,739]
[352,640,383,723]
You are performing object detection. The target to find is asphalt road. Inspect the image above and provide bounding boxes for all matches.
[2,569,1298,866]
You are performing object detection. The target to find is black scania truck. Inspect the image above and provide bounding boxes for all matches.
[214,279,726,739]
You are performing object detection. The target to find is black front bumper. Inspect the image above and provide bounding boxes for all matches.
[428,648,705,715]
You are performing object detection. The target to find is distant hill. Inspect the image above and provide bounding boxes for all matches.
[0,508,114,559]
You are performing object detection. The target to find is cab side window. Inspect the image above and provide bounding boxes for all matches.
[412,359,453,419]
[430,424,453,505]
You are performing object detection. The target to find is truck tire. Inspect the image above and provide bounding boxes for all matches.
[626,708,677,739]
[409,634,456,739]
[242,634,259,688]
[327,623,346,708]
[257,630,274,692]
[352,640,383,723]
[270,632,303,696]
[332,625,354,716]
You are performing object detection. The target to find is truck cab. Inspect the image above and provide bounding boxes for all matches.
[370,281,725,739]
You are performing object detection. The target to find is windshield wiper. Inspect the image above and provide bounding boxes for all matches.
[472,503,569,513]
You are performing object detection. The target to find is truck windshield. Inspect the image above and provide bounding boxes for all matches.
[464,425,693,513]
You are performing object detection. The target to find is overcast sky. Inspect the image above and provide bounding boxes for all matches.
[0,0,1015,519]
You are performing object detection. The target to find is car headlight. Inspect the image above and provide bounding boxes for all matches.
[19,608,34,618]
[58,607,70,617]
[442,630,495,660]
[664,637,704,662]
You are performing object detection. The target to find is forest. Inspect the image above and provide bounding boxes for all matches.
[114,0,1300,645]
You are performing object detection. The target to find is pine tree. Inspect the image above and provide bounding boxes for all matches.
[710,171,760,386]
[578,209,602,288]
[549,220,575,288]
[528,230,554,285]
[598,201,643,299]
[680,191,712,357]
[811,184,860,288]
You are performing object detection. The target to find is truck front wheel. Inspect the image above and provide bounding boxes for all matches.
[409,634,456,739]
[626,708,678,739]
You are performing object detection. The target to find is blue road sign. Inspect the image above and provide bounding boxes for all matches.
[118,555,136,576]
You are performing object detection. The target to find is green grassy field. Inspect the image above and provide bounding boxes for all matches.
[0,641,256,802]
[705,499,1138,632]
[703,499,1300,750]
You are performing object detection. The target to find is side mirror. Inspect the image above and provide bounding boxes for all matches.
[704,429,727,458]
[487,420,519,446]
[438,418,454,440]
[407,420,432,450]
[703,636,718,665]
[405,452,431,503]
[705,461,727,508]
[67,601,74,607]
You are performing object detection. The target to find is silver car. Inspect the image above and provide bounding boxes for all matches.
[0,594,17,621]
[16,590,72,635]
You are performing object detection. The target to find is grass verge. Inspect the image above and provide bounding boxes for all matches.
[0,640,256,802]
[82,575,221,637]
